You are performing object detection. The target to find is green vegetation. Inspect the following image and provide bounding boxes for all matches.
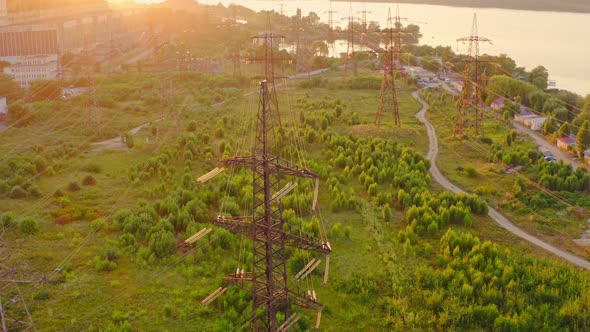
[422,87,590,254]
[1,3,590,327]
[2,68,590,331]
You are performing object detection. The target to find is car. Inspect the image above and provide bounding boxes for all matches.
[544,156,557,162]
[543,151,553,157]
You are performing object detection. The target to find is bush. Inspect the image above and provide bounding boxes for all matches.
[20,216,39,235]
[186,120,197,132]
[82,175,97,186]
[67,181,81,192]
[9,185,27,199]
[82,163,101,173]
[1,212,16,228]
[465,167,477,178]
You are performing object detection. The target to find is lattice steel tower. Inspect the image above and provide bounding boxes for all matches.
[342,3,359,77]
[376,7,404,126]
[324,0,338,58]
[454,14,492,139]
[196,30,332,331]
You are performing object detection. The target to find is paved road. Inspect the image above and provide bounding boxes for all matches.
[512,121,585,169]
[413,90,590,270]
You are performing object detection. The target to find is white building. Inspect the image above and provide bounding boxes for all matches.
[0,96,6,116]
[3,54,58,88]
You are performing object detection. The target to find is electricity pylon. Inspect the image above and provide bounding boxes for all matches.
[376,7,405,126]
[196,30,332,331]
[454,14,492,139]
[324,0,338,58]
[342,3,360,76]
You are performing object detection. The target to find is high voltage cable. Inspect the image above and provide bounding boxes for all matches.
[418,89,589,246]
[8,91,193,307]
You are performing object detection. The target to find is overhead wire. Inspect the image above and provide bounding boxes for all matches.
[418,88,587,244]
[6,76,193,300]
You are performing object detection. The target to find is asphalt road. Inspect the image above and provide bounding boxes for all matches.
[512,121,585,169]
[413,90,590,270]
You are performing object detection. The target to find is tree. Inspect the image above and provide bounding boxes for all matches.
[7,102,29,127]
[0,73,24,103]
[29,79,62,101]
[543,117,558,135]
[382,203,392,222]
[575,120,590,157]
[557,122,571,138]
[529,65,549,90]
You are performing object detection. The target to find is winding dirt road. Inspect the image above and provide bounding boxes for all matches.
[413,90,590,270]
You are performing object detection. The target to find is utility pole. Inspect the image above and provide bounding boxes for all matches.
[194,27,332,331]
[454,14,492,139]
[342,3,360,77]
[376,8,401,127]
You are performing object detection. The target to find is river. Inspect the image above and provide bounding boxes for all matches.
[133,0,590,96]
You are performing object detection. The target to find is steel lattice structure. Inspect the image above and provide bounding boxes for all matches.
[203,31,331,331]
[376,7,404,127]
[454,14,492,139]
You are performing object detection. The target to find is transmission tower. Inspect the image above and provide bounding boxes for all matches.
[342,3,360,77]
[195,30,332,331]
[324,0,338,58]
[86,83,101,134]
[293,8,309,74]
[278,2,286,16]
[454,14,492,139]
[0,231,35,331]
[357,0,371,43]
[229,5,242,78]
[376,8,401,127]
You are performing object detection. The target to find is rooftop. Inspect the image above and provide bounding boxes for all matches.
[557,136,576,145]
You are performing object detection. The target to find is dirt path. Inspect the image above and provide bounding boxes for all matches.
[413,90,590,270]
[91,68,332,152]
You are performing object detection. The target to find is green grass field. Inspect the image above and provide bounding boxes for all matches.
[2,72,590,331]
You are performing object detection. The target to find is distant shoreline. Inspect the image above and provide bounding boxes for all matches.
[334,0,590,14]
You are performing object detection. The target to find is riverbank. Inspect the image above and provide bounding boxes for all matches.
[334,0,590,14]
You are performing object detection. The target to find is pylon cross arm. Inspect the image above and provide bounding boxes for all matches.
[222,156,318,179]
[212,216,331,254]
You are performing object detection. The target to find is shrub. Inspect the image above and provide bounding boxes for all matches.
[9,185,27,199]
[186,120,197,132]
[1,212,16,228]
[28,185,41,197]
[20,216,39,235]
[82,175,97,186]
[32,291,50,300]
[465,167,477,178]
[67,181,81,192]
[82,163,101,173]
